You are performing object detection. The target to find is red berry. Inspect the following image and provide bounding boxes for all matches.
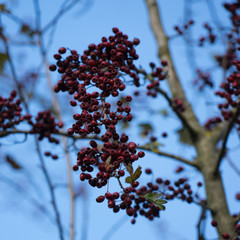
[49,64,56,71]
[96,195,105,203]
[161,60,168,66]
[133,38,140,45]
[126,207,134,216]
[211,220,218,227]
[73,165,79,171]
[138,151,145,158]
[58,47,66,54]
[222,233,230,239]
[145,168,152,174]
[236,193,240,200]
[118,170,125,176]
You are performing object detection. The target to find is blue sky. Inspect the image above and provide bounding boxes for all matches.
[0,0,239,240]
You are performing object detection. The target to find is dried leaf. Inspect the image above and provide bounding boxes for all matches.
[5,155,22,170]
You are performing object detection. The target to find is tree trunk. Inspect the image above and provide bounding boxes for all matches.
[196,136,236,238]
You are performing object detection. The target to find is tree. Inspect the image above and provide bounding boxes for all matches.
[0,0,240,240]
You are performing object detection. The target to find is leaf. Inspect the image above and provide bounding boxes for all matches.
[97,144,103,151]
[143,141,163,153]
[139,123,153,131]
[132,166,142,181]
[158,109,168,117]
[105,156,112,167]
[144,192,163,201]
[5,155,22,170]
[125,166,142,184]
[155,200,166,210]
[121,121,129,129]
[143,192,167,211]
[0,53,8,73]
[125,176,132,184]
[155,199,167,204]
[0,4,10,13]
[139,122,153,138]
[124,163,133,176]
[177,127,193,146]
[20,24,34,38]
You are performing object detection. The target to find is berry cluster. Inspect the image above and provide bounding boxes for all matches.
[29,110,63,143]
[173,99,185,112]
[0,91,25,130]
[145,62,167,98]
[198,23,216,47]
[214,35,237,70]
[174,20,194,35]
[193,69,213,91]
[44,151,59,160]
[94,170,202,223]
[223,1,240,29]
[204,38,240,130]
[204,117,222,131]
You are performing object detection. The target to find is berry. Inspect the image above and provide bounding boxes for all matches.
[73,165,79,171]
[96,196,105,203]
[211,220,218,227]
[58,47,66,54]
[222,233,230,239]
[145,168,152,174]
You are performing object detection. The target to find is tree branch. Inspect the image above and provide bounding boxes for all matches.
[138,144,199,169]
[137,68,197,139]
[35,138,64,240]
[144,0,202,140]
[214,106,240,175]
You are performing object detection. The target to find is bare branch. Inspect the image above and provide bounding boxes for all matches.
[35,138,64,240]
[42,0,80,34]
[137,68,197,139]
[138,144,199,169]
[214,106,240,175]
[196,201,208,240]
[144,0,202,139]
[0,18,28,111]
[32,1,77,237]
[226,155,240,177]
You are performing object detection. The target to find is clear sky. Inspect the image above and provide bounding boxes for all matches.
[0,1,239,240]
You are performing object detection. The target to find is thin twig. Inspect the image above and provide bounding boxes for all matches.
[226,155,240,177]
[136,68,197,141]
[214,107,240,175]
[102,215,127,240]
[35,138,64,240]
[0,175,62,227]
[196,201,207,240]
[42,0,80,34]
[33,0,77,238]
[0,17,28,110]
[138,144,198,168]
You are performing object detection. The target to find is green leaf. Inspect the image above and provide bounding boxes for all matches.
[155,200,166,210]
[125,176,133,184]
[143,192,167,210]
[125,166,142,185]
[155,199,167,204]
[144,192,163,201]
[132,166,142,181]
[143,141,163,153]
